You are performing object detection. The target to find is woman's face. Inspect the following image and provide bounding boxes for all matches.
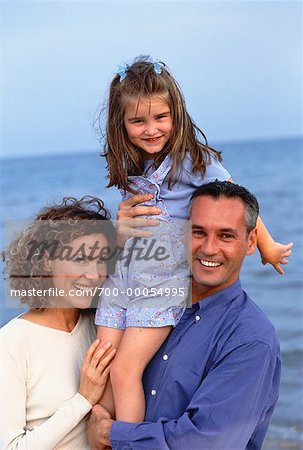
[45,233,108,309]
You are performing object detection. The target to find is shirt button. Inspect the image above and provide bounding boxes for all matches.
[163,354,168,361]
[195,315,201,321]
[151,389,157,396]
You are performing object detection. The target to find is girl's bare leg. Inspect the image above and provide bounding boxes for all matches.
[110,326,171,422]
[96,326,124,417]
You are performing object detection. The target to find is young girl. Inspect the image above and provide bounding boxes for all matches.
[95,55,293,422]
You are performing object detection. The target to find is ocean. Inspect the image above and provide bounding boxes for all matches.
[1,138,302,449]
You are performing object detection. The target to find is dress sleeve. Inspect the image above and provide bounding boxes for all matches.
[0,338,92,450]
[184,153,231,187]
[110,341,280,450]
[203,154,231,183]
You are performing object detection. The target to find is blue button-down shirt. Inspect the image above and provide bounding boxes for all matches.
[110,280,281,450]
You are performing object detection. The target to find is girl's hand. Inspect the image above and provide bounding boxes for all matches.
[260,241,293,275]
[78,340,116,406]
[117,193,161,246]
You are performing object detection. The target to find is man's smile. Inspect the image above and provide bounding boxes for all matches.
[198,259,222,268]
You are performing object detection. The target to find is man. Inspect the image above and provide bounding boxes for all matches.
[87,181,281,450]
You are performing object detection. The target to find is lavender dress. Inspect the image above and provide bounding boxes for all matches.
[95,156,189,329]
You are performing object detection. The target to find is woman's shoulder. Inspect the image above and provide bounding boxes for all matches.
[0,316,40,375]
[0,315,27,335]
[0,315,32,353]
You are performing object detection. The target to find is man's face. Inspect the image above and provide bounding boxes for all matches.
[188,196,257,302]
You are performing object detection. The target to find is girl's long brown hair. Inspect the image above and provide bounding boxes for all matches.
[101,56,222,191]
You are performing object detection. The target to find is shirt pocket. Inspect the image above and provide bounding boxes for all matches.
[160,364,202,417]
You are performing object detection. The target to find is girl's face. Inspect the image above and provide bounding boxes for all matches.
[45,233,108,309]
[124,95,172,159]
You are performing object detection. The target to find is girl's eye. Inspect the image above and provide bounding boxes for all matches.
[156,115,168,120]
[131,119,143,124]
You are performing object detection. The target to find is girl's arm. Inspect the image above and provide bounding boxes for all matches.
[228,178,293,275]
[255,216,293,275]
[0,339,115,449]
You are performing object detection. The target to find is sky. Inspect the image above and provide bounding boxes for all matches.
[0,0,302,158]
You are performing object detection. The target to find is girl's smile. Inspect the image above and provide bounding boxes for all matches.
[124,95,172,159]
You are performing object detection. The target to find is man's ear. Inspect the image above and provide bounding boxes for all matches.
[246,228,257,255]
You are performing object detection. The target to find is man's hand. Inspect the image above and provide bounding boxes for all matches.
[117,193,160,246]
[86,404,113,450]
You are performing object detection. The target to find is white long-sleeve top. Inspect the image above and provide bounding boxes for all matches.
[0,313,96,449]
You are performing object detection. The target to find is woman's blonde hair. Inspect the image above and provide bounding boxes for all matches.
[3,197,115,309]
[100,55,222,191]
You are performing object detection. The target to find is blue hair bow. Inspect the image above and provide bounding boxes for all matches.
[151,57,164,74]
[116,63,128,82]
[116,57,164,83]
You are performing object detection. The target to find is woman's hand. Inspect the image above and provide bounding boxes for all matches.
[117,193,161,246]
[78,340,116,406]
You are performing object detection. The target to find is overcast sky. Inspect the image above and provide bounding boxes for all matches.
[1,0,302,158]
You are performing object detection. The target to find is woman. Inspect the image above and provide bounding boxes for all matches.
[0,196,116,449]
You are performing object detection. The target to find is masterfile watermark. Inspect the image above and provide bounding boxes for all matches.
[25,236,170,267]
[2,219,192,309]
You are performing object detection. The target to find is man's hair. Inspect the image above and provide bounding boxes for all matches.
[189,181,259,232]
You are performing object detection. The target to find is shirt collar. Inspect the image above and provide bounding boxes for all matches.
[193,279,242,314]
[144,154,172,176]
